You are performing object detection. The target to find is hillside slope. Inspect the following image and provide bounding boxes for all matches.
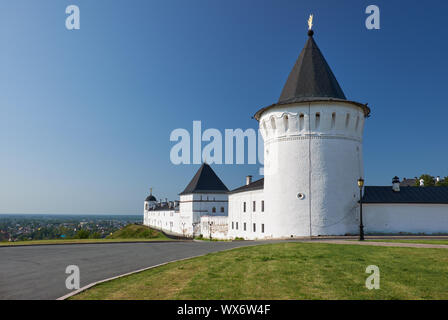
[107,224,168,240]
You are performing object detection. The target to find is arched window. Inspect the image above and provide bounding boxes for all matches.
[331,112,336,129]
[263,121,268,137]
[270,117,276,130]
[299,114,304,130]
[283,115,289,132]
[212,207,216,213]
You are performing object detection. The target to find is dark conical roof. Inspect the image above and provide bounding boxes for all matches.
[278,31,346,104]
[180,163,229,195]
[254,29,370,120]
[145,195,157,202]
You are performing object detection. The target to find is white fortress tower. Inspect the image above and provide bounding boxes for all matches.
[255,25,371,237]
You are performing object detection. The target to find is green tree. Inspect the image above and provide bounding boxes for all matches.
[89,232,102,239]
[75,229,90,239]
[414,174,435,187]
[438,177,448,186]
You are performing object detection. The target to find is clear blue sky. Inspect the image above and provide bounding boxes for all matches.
[1,0,447,214]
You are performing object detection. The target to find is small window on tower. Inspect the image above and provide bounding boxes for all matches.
[253,201,256,212]
[331,112,336,129]
[270,117,276,130]
[299,114,304,130]
[220,207,224,213]
[261,200,265,212]
[243,202,246,212]
[315,113,320,129]
[283,115,289,132]
[212,207,216,213]
[345,113,350,128]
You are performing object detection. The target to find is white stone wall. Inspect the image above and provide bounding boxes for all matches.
[364,204,448,234]
[144,209,181,234]
[200,215,229,240]
[144,193,228,237]
[179,193,228,236]
[228,189,267,240]
[259,101,366,237]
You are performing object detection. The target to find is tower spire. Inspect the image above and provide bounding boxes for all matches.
[307,14,313,30]
[307,14,314,37]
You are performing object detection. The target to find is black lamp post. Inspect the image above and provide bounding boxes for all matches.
[357,178,365,241]
[192,222,199,239]
[208,221,213,241]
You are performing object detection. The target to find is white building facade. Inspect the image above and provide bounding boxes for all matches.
[144,163,229,238]
[143,28,448,239]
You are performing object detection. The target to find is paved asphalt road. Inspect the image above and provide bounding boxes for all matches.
[0,241,268,300]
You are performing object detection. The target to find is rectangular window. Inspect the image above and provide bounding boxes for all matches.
[232,221,234,230]
[243,202,246,212]
[253,201,256,212]
[236,222,238,230]
[262,200,264,212]
[262,224,265,233]
[253,223,256,232]
[244,223,246,231]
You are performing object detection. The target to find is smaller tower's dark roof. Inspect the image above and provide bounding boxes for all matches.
[363,186,448,204]
[180,163,229,195]
[230,178,264,194]
[145,195,157,202]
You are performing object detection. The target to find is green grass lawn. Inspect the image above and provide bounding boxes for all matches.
[71,242,448,300]
[367,239,448,245]
[1,225,171,246]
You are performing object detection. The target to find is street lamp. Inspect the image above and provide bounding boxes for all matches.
[192,222,199,239]
[357,178,365,241]
[208,221,214,241]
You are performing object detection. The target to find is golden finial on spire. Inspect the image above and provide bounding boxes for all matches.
[308,14,313,31]
[150,187,153,195]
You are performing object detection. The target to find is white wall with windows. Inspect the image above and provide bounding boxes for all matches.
[144,208,181,235]
[144,193,228,238]
[228,189,267,240]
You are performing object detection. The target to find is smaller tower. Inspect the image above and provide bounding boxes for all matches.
[144,188,157,211]
[392,176,400,192]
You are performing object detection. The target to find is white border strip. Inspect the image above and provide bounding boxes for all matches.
[57,242,263,300]
[57,253,207,300]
